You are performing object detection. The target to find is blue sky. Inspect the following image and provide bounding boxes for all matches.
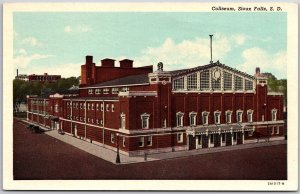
[13,12,287,78]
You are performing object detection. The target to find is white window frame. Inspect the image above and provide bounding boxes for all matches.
[187,73,197,90]
[247,109,253,123]
[111,104,115,112]
[96,103,99,110]
[177,132,183,143]
[55,104,59,113]
[111,133,115,143]
[101,104,104,111]
[103,88,109,94]
[214,111,221,124]
[202,111,209,125]
[146,136,152,146]
[141,113,150,129]
[189,112,197,126]
[122,87,130,92]
[120,113,126,129]
[162,119,167,128]
[122,136,126,147]
[138,136,144,147]
[91,103,94,110]
[173,77,184,90]
[112,88,119,94]
[225,110,232,123]
[88,89,93,95]
[236,110,243,123]
[276,126,280,134]
[271,109,277,121]
[176,112,184,127]
[106,104,110,111]
[95,89,101,95]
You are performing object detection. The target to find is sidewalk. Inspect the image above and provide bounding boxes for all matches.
[45,129,286,165]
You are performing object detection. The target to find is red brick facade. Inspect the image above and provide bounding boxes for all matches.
[27,56,285,156]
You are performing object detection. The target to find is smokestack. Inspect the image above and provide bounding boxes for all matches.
[209,35,213,64]
[256,67,260,75]
[86,55,93,64]
[17,69,18,77]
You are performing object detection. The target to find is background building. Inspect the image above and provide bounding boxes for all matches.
[26,56,285,156]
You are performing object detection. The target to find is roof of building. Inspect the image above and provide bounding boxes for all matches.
[170,61,256,79]
[83,74,149,88]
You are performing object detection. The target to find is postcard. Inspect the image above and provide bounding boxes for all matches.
[3,2,298,191]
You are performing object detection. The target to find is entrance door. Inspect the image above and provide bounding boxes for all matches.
[188,135,196,150]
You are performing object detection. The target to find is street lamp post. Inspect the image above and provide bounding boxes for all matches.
[116,133,121,164]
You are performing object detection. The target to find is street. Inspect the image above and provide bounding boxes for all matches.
[13,118,287,180]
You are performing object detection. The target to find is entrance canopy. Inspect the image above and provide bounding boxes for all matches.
[186,124,254,136]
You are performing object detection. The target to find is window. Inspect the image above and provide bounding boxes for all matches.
[146,136,152,146]
[271,127,274,135]
[106,104,110,111]
[173,78,184,90]
[202,111,209,125]
[122,87,130,92]
[100,119,103,125]
[103,88,109,94]
[112,88,119,94]
[67,102,70,108]
[271,109,277,121]
[111,133,115,143]
[138,136,144,147]
[177,132,183,143]
[122,137,126,147]
[245,80,253,91]
[88,118,90,123]
[141,113,150,129]
[80,103,83,109]
[211,77,221,91]
[95,89,101,94]
[235,76,243,90]
[176,112,184,127]
[224,72,232,91]
[76,103,78,109]
[248,131,253,137]
[210,134,214,144]
[189,112,197,126]
[276,126,280,134]
[120,113,126,129]
[111,104,115,112]
[187,73,197,90]
[96,103,99,111]
[214,111,221,124]
[225,111,232,123]
[247,110,253,122]
[83,103,86,109]
[101,103,104,111]
[236,110,243,123]
[55,104,59,113]
[162,119,167,128]
[91,104,94,110]
[88,89,93,95]
[221,133,226,142]
[200,70,210,90]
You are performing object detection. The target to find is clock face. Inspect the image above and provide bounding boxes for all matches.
[213,69,221,79]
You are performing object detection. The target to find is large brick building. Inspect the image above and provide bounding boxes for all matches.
[26,56,285,156]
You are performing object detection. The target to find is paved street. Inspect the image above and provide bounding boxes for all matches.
[14,118,287,180]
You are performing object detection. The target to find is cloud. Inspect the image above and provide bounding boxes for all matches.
[64,25,72,33]
[14,49,53,69]
[131,34,232,70]
[238,47,286,79]
[21,37,39,46]
[78,25,92,32]
[64,25,92,33]
[233,34,246,45]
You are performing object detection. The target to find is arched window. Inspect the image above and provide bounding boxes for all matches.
[235,76,243,90]
[176,112,184,127]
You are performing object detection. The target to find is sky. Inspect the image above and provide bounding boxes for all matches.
[13,12,287,79]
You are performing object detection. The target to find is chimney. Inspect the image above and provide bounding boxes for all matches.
[256,67,260,75]
[120,59,133,68]
[86,55,93,64]
[101,58,115,67]
[209,34,213,64]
